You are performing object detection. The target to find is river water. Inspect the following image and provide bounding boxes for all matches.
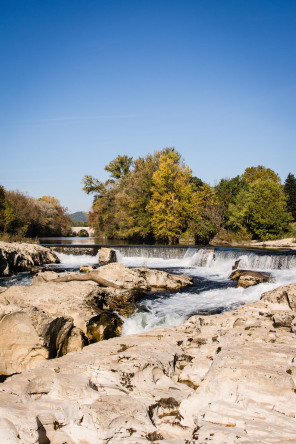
[2,238,296,336]
[37,239,296,336]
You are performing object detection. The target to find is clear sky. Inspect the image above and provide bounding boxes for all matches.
[1,0,295,212]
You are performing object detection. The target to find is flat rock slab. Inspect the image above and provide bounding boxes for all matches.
[1,284,296,442]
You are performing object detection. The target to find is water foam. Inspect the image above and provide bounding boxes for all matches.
[55,246,296,336]
[56,252,99,267]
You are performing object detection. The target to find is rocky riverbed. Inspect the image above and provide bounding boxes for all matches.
[1,283,296,443]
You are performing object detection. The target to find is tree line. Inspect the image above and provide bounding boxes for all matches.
[0,187,71,240]
[83,148,296,244]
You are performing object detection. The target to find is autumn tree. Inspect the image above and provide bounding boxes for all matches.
[0,186,5,232]
[148,150,193,244]
[284,173,296,221]
[242,165,281,184]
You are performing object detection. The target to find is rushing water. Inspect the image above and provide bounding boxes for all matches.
[53,246,296,336]
[3,245,296,336]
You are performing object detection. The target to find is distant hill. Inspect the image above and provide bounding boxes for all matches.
[69,211,89,223]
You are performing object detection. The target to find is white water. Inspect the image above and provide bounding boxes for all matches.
[56,247,296,336]
[56,252,99,267]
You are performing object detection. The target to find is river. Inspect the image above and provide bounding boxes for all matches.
[42,238,296,335]
[2,238,296,336]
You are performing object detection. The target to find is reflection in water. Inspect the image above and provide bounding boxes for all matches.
[38,237,138,245]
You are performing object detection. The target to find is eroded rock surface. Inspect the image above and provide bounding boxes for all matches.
[0,264,193,374]
[0,242,59,276]
[1,283,296,442]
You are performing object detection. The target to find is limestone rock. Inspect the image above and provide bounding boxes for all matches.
[0,242,59,277]
[1,284,296,442]
[229,269,273,287]
[80,265,96,272]
[137,267,193,290]
[261,283,296,311]
[0,265,193,374]
[99,247,117,264]
[94,263,193,291]
[0,311,48,375]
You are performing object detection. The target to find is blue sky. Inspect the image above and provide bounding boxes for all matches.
[1,0,295,212]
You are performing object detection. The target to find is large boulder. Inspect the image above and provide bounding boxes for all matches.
[137,267,193,290]
[229,269,273,287]
[0,242,59,276]
[99,247,117,264]
[0,311,48,375]
[94,263,194,291]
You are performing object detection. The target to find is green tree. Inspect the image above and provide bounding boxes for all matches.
[148,150,193,244]
[215,176,247,209]
[187,183,219,243]
[228,180,292,240]
[242,165,280,184]
[284,173,296,221]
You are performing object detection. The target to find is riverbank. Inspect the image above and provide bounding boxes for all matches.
[211,237,296,250]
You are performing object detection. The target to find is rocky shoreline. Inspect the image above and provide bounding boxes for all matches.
[0,283,296,442]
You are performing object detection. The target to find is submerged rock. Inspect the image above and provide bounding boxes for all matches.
[229,269,273,287]
[0,242,59,277]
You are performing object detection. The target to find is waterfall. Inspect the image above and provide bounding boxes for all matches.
[115,246,188,259]
[189,248,296,271]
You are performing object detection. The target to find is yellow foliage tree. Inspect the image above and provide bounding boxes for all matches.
[242,165,280,184]
[148,150,193,244]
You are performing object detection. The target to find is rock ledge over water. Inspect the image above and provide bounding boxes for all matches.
[0,242,59,276]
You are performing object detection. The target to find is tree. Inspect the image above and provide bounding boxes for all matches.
[187,183,219,243]
[242,165,280,184]
[215,176,247,209]
[111,153,158,240]
[104,155,133,179]
[228,180,292,240]
[148,150,193,244]
[81,175,105,201]
[0,186,6,232]
[284,173,296,221]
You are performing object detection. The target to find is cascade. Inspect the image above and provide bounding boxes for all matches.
[189,248,296,270]
[115,246,188,259]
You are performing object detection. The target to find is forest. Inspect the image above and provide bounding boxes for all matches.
[83,148,296,244]
[0,188,71,240]
[1,148,296,244]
